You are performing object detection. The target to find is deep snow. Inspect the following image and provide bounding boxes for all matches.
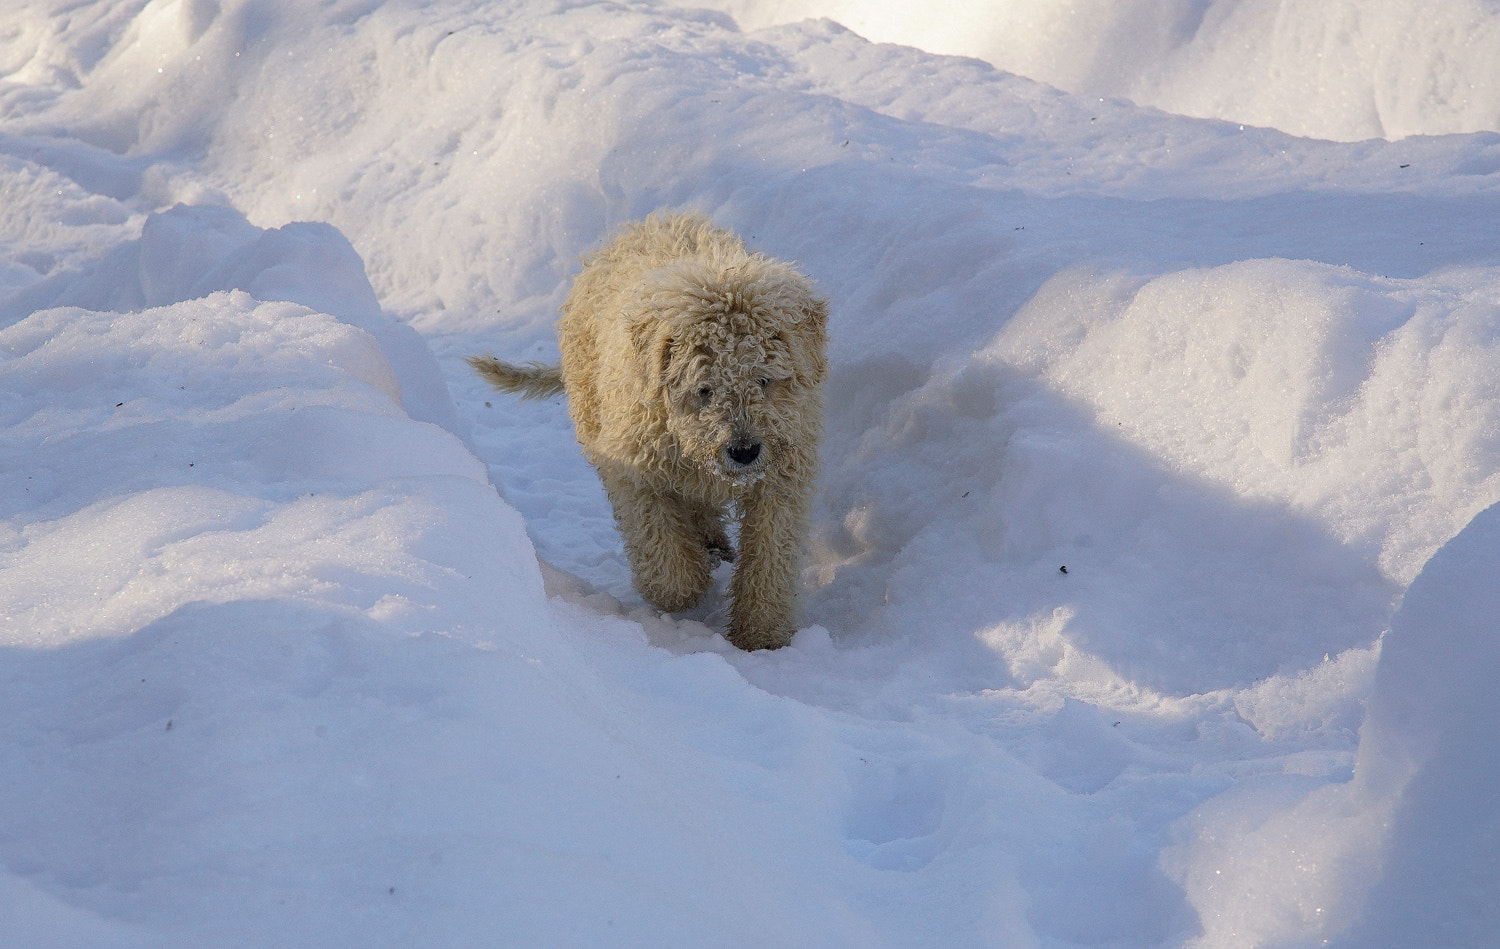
[3,1,1499,946]
[696,0,1500,142]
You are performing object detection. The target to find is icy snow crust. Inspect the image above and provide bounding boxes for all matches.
[2,0,1499,945]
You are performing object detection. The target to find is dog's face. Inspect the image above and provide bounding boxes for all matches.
[636,261,827,484]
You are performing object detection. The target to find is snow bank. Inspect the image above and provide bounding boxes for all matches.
[1165,500,1500,948]
[992,260,1500,583]
[2,202,458,432]
[0,275,522,648]
[1334,500,1500,946]
[708,0,1500,141]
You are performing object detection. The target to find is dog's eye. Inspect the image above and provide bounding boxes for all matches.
[696,385,713,403]
[757,377,770,389]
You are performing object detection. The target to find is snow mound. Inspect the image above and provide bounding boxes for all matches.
[0,286,520,647]
[706,0,1500,141]
[993,259,1500,583]
[1165,500,1500,948]
[3,202,457,432]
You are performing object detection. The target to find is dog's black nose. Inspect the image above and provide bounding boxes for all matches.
[727,440,762,467]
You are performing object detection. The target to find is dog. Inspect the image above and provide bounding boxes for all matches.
[469,212,827,650]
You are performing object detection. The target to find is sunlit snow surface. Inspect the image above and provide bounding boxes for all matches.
[3,1,1499,946]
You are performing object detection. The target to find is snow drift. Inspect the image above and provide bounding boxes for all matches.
[703,0,1500,141]
[3,0,1499,946]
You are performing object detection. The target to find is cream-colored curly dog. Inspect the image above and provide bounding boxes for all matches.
[469,212,828,650]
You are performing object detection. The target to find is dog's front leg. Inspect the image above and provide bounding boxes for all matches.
[599,468,714,613]
[728,473,810,650]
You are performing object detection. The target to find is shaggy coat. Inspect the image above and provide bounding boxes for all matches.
[469,213,827,650]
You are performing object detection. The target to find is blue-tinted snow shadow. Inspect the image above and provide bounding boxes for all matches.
[0,598,569,946]
[807,357,1399,697]
[0,601,387,940]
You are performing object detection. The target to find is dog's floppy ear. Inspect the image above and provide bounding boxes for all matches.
[788,291,829,390]
[626,306,677,392]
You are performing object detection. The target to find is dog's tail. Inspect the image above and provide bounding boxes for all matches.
[466,355,566,400]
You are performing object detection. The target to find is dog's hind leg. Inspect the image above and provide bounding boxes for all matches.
[599,468,714,613]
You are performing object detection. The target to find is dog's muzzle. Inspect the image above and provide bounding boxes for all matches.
[721,436,766,477]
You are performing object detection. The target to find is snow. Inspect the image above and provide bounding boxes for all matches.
[2,0,1498,945]
[702,0,1500,142]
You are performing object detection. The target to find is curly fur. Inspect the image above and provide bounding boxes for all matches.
[469,212,827,649]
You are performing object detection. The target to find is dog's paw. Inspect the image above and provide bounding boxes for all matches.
[704,533,735,566]
[638,580,708,614]
[726,620,793,651]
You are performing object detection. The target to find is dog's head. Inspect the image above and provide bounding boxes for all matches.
[631,256,827,484]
